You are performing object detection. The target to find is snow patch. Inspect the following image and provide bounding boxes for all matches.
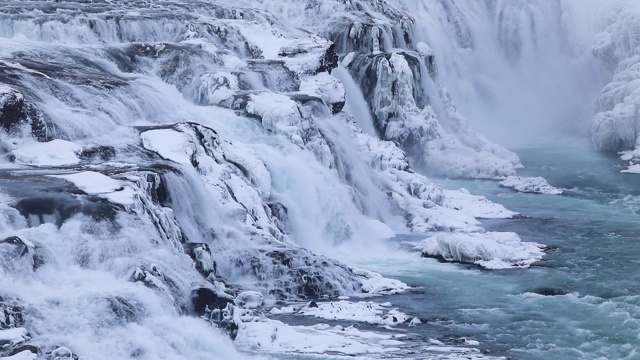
[417,232,546,269]
[48,171,137,206]
[11,140,81,166]
[499,176,563,195]
[141,129,195,165]
[276,300,409,326]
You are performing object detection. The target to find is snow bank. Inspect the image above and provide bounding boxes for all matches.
[11,140,81,166]
[0,351,37,360]
[141,129,195,165]
[48,171,137,206]
[275,300,409,326]
[499,176,563,195]
[236,318,404,356]
[351,267,409,296]
[417,232,546,269]
[0,327,30,348]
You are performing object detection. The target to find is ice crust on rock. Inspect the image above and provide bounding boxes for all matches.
[499,176,563,195]
[418,232,546,269]
[48,171,137,206]
[276,300,410,326]
[11,140,81,167]
[0,328,29,349]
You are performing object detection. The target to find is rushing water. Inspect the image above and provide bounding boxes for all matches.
[344,137,640,359]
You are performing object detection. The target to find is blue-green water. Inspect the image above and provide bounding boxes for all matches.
[354,139,640,359]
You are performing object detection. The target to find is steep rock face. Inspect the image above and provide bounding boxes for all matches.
[591,2,640,170]
[0,86,49,142]
[324,0,521,178]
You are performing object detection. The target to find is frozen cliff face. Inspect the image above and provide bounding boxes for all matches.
[236,0,522,179]
[590,1,640,171]
[592,2,640,149]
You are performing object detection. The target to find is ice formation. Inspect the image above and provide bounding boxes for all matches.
[591,1,640,171]
[499,176,563,195]
[417,232,547,269]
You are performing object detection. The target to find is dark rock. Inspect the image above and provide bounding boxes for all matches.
[191,288,232,316]
[0,236,31,257]
[0,87,50,142]
[6,344,39,356]
[15,195,118,227]
[318,43,339,74]
[531,287,569,296]
[332,101,345,114]
[184,243,217,277]
[2,302,25,329]
[266,202,288,232]
[0,235,45,270]
[79,145,116,161]
[205,303,239,340]
[308,301,318,308]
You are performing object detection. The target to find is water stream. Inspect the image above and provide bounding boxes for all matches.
[345,137,640,359]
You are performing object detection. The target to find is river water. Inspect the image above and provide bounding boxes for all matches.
[344,137,640,359]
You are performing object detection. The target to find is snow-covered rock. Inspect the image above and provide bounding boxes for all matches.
[0,327,29,349]
[499,176,563,195]
[1,350,37,360]
[234,291,264,309]
[48,171,137,206]
[11,140,81,167]
[417,232,546,269]
[275,300,410,326]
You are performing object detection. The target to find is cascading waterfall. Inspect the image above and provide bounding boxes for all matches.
[1,0,637,359]
[399,0,611,146]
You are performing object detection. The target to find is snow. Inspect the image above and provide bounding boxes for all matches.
[417,232,546,269]
[351,267,409,296]
[0,351,37,360]
[619,149,640,174]
[235,317,405,356]
[275,300,410,326]
[234,291,264,309]
[622,164,640,174]
[48,171,136,206]
[299,73,345,107]
[499,176,563,195]
[140,129,195,165]
[0,327,29,348]
[442,188,518,218]
[11,140,81,166]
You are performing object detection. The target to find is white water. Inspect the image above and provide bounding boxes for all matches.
[331,65,378,137]
[1,1,638,359]
[402,0,612,146]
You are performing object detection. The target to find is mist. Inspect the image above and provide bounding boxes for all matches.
[402,0,615,147]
